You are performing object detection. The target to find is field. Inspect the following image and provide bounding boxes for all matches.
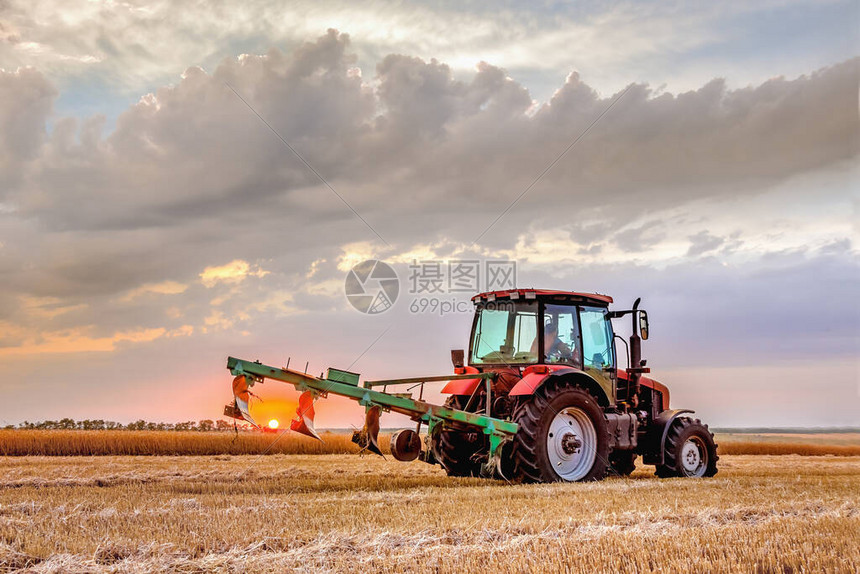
[0,429,377,457]
[1,453,858,573]
[2,429,859,457]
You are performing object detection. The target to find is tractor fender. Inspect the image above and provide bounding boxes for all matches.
[508,366,576,395]
[644,408,694,465]
[509,366,612,407]
[441,366,482,395]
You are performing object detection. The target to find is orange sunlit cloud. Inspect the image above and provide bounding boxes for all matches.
[0,325,194,357]
[199,259,269,287]
[20,295,89,319]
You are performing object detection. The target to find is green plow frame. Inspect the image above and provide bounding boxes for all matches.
[227,357,518,477]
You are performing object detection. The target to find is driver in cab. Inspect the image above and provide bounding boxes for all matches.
[531,319,579,364]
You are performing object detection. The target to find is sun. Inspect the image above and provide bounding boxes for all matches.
[268,419,279,430]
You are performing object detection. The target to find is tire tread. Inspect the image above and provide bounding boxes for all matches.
[655,417,719,478]
[511,379,609,483]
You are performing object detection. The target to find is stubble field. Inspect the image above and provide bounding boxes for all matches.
[2,429,859,457]
[1,453,858,573]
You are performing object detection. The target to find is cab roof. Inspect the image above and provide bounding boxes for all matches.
[471,289,613,306]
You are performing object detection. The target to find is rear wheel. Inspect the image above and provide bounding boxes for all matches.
[655,417,718,478]
[431,396,484,477]
[512,381,609,482]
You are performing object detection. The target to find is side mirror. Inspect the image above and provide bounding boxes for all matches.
[451,349,465,368]
[638,311,649,340]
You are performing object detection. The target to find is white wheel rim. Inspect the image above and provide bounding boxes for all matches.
[546,407,597,481]
[681,437,706,477]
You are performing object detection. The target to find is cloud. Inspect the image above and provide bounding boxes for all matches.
[3,0,853,109]
[0,19,21,44]
[613,224,667,253]
[686,231,726,256]
[0,325,193,357]
[336,242,381,272]
[200,260,269,287]
[11,41,857,245]
[0,37,855,327]
[0,66,56,190]
[0,36,855,300]
[120,281,188,301]
[202,310,235,332]
[20,295,88,319]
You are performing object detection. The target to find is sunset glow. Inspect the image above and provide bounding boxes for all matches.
[268,419,279,430]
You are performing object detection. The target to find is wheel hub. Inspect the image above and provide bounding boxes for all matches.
[546,407,597,481]
[560,432,581,454]
[680,437,706,477]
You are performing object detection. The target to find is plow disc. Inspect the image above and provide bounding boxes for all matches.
[230,375,257,427]
[352,406,384,457]
[289,391,321,440]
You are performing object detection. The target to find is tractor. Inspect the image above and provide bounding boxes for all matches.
[225,289,718,482]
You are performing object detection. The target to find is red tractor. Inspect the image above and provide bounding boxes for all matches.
[430,289,718,482]
[226,288,718,483]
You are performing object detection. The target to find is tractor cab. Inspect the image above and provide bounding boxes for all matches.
[468,288,616,372]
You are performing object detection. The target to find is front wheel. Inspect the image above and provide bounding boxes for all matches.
[512,381,609,482]
[655,417,718,478]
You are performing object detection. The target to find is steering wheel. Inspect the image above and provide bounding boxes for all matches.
[546,347,574,364]
[586,348,611,367]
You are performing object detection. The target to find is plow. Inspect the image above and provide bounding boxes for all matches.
[227,358,517,476]
[225,288,718,482]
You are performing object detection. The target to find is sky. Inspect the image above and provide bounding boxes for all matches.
[0,0,858,429]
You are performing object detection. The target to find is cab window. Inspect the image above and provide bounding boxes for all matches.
[471,301,539,364]
[542,304,581,366]
[580,306,613,369]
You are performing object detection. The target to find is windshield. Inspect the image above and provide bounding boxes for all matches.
[471,301,538,364]
[543,303,581,366]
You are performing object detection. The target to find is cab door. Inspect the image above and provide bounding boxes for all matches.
[579,306,616,404]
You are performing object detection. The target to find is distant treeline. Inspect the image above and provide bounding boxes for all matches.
[7,419,247,432]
